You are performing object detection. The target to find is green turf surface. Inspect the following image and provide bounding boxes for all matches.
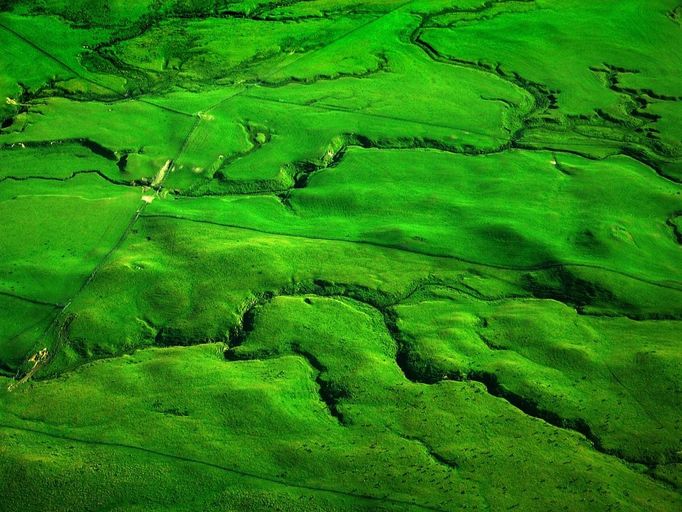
[1,0,681,510]
[0,174,143,304]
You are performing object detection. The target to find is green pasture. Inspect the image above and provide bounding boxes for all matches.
[420,0,682,178]
[0,174,141,304]
[0,0,681,510]
[150,147,682,283]
[397,293,682,464]
[1,306,680,510]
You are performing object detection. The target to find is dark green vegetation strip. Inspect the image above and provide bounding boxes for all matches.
[1,0,681,510]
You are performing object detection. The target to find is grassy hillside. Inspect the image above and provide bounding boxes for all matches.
[1,1,680,510]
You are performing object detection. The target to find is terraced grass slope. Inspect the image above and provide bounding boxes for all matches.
[1,1,681,510]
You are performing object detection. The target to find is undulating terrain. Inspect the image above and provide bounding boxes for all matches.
[1,1,681,510]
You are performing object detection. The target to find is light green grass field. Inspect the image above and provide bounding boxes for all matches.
[1,0,681,510]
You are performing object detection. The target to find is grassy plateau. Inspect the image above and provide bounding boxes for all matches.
[0,1,681,511]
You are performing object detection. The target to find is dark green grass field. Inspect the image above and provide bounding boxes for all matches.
[1,1,681,510]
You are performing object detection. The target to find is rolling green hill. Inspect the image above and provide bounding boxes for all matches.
[1,1,681,510]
